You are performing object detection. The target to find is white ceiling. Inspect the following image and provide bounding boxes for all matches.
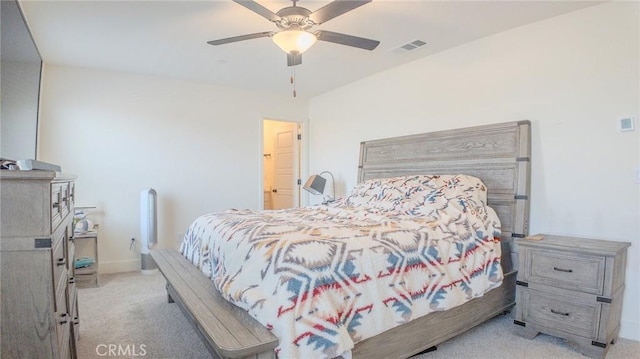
[20,0,602,99]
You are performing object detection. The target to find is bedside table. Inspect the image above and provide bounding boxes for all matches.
[73,229,99,287]
[513,234,630,359]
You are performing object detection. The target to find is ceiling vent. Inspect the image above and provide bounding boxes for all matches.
[392,40,427,55]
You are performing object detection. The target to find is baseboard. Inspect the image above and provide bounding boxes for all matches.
[620,319,640,341]
[99,259,141,274]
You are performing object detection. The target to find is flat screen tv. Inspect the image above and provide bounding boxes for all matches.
[1,0,43,161]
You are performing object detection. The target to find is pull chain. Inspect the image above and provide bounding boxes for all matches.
[290,67,297,98]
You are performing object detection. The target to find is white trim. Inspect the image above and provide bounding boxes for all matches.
[99,259,140,274]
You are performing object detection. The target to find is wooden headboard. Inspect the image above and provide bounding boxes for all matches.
[357,120,531,272]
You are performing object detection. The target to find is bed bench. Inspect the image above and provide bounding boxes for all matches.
[151,248,278,359]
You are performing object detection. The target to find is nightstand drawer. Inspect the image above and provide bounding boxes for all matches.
[525,249,604,295]
[520,287,600,338]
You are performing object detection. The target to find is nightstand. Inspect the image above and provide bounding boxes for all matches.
[74,229,99,287]
[513,234,630,359]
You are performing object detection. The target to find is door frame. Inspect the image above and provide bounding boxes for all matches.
[259,116,306,210]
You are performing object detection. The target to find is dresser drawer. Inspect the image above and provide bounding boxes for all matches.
[68,239,77,321]
[50,183,65,232]
[69,182,76,209]
[520,287,600,338]
[69,277,79,351]
[69,278,78,322]
[68,239,75,275]
[60,182,71,219]
[55,280,70,349]
[524,248,605,295]
[55,261,68,315]
[58,317,71,359]
[52,238,68,310]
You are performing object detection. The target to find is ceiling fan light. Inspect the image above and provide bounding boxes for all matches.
[272,29,317,54]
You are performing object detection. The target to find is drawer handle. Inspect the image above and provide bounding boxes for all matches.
[57,258,66,266]
[553,267,573,273]
[550,309,570,316]
[60,313,68,324]
[53,192,62,210]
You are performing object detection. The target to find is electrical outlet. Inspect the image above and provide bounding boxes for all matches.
[176,233,184,242]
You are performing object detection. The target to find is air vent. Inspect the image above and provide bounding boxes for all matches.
[392,40,427,54]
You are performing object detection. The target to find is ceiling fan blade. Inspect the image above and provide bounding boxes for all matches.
[287,52,302,67]
[233,0,280,22]
[315,30,379,50]
[207,31,274,46]
[308,0,371,25]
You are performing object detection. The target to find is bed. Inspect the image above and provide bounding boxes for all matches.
[152,120,531,359]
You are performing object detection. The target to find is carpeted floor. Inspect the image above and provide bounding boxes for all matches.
[77,271,639,359]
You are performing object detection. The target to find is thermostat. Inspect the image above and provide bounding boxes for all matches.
[618,117,635,132]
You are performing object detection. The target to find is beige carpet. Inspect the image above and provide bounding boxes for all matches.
[77,271,639,359]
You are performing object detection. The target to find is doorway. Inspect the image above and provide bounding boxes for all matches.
[263,119,301,210]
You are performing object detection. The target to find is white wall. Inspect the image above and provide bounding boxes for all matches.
[309,2,639,340]
[38,65,308,273]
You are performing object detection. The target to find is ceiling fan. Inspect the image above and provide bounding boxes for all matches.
[208,0,380,66]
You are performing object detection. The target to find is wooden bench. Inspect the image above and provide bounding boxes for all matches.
[151,249,278,359]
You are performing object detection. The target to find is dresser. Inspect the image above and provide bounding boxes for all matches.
[1,171,79,358]
[514,234,630,358]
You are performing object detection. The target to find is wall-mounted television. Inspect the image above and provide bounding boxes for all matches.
[1,0,43,161]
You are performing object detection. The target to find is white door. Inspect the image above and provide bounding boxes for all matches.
[272,122,299,209]
[262,119,301,210]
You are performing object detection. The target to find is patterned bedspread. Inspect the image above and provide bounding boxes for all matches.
[181,175,503,359]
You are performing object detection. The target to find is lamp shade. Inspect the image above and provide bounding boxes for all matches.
[303,174,326,195]
[272,29,317,54]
